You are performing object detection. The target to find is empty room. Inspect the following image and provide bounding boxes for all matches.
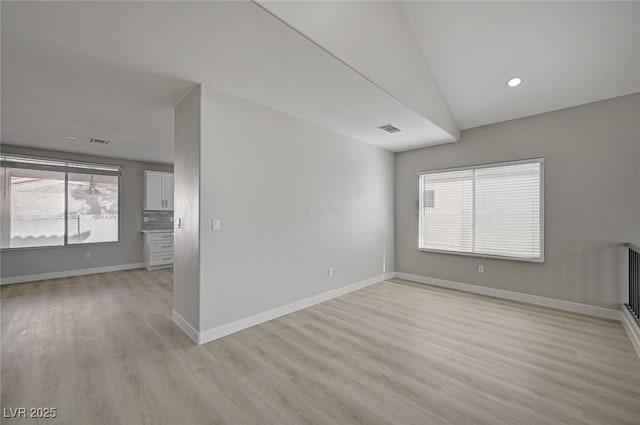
[1,1,639,424]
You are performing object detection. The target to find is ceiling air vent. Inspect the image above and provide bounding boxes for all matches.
[377,124,401,134]
[89,138,110,145]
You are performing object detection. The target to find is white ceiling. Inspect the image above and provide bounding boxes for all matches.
[402,1,640,129]
[1,1,454,163]
[259,0,459,140]
[2,1,638,163]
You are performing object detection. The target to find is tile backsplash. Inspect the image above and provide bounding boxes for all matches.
[142,210,174,230]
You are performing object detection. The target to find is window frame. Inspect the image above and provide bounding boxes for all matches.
[1,153,122,251]
[417,158,545,263]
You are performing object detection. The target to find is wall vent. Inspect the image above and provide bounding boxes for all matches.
[89,138,110,145]
[377,124,401,133]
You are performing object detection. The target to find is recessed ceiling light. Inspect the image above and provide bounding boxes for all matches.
[66,136,78,140]
[507,76,523,87]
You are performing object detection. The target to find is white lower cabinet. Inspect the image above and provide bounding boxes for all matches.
[143,231,174,270]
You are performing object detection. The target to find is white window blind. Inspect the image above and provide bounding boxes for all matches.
[419,159,543,262]
[419,170,474,253]
[0,154,122,175]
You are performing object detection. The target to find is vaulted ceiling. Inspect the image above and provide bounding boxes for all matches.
[402,1,640,129]
[2,1,638,163]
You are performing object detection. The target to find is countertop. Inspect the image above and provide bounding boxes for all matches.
[141,229,174,234]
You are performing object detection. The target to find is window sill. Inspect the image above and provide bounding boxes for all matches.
[418,248,544,263]
[1,240,120,252]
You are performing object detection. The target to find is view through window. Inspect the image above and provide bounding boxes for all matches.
[0,154,121,249]
[67,173,119,245]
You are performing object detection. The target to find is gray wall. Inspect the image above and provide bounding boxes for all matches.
[395,93,640,309]
[0,144,172,278]
[173,86,201,329]
[197,86,395,331]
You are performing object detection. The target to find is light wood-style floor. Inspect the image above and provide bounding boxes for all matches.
[2,269,639,425]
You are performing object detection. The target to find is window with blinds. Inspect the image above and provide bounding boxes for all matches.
[1,153,122,249]
[418,159,543,262]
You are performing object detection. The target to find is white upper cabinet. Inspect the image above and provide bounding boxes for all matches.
[164,174,174,211]
[144,172,164,210]
[144,171,174,210]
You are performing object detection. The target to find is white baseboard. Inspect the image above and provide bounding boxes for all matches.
[193,273,391,345]
[0,263,146,285]
[394,272,621,321]
[621,306,640,358]
[171,310,200,344]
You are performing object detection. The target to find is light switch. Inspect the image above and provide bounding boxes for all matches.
[212,219,221,231]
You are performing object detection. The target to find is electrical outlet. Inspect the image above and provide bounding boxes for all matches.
[212,219,221,231]
[85,252,91,259]
[478,265,484,273]
[328,267,334,278]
